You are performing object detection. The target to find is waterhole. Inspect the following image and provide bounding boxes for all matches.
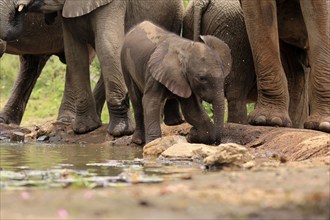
[0,142,202,189]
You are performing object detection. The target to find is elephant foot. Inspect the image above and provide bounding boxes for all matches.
[132,130,145,145]
[107,95,135,137]
[304,114,330,133]
[73,114,102,134]
[57,111,75,124]
[107,113,134,137]
[187,127,215,145]
[248,106,292,127]
[0,113,21,125]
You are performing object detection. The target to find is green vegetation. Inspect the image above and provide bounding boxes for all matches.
[0,55,107,127]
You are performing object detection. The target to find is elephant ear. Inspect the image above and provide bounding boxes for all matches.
[200,35,232,77]
[62,0,113,18]
[148,40,192,98]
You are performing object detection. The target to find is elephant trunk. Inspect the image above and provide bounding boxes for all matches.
[0,2,25,41]
[193,0,211,41]
[212,91,225,145]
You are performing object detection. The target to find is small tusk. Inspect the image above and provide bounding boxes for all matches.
[18,4,24,12]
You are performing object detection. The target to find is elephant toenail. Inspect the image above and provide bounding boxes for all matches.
[319,122,330,132]
[304,121,314,130]
[271,117,283,126]
[255,116,266,124]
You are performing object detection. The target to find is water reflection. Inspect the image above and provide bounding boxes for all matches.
[0,142,202,189]
[0,142,143,176]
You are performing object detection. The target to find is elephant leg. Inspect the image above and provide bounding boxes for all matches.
[57,67,76,123]
[225,71,253,124]
[300,0,330,133]
[0,54,49,125]
[122,71,143,145]
[242,0,291,127]
[62,20,101,134]
[163,99,184,126]
[92,73,106,118]
[142,91,166,144]
[93,5,134,137]
[227,96,248,124]
[280,42,309,128]
[180,96,215,145]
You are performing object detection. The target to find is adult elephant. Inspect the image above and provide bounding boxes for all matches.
[0,0,184,136]
[183,0,311,128]
[183,0,256,125]
[241,0,330,132]
[0,13,105,125]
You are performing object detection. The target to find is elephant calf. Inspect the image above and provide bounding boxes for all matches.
[121,21,232,145]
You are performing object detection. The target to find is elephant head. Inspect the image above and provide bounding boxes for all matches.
[148,35,232,144]
[0,0,113,40]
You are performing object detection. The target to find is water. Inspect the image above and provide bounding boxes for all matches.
[0,142,202,189]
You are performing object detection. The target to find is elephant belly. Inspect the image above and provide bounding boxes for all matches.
[62,17,95,47]
[277,0,308,49]
[5,14,64,55]
[125,0,182,34]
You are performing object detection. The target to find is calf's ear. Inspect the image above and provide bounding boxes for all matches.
[148,40,192,98]
[200,35,232,78]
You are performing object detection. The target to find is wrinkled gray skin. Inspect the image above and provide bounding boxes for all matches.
[0,13,105,125]
[183,0,310,128]
[0,0,183,135]
[241,0,330,132]
[121,21,232,145]
[183,0,256,125]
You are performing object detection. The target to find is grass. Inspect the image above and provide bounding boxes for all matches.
[0,54,109,127]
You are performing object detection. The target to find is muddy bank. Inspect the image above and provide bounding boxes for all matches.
[1,165,329,219]
[1,122,329,219]
[1,122,328,162]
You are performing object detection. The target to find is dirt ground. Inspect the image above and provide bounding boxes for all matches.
[0,122,329,219]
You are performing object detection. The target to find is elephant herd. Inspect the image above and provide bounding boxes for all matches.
[0,0,329,145]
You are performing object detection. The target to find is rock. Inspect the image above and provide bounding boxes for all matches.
[10,132,25,142]
[160,143,207,160]
[143,135,187,157]
[201,143,254,168]
[242,160,257,169]
[36,122,55,137]
[37,135,49,142]
[159,142,254,169]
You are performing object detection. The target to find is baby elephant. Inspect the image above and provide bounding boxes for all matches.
[121,21,232,145]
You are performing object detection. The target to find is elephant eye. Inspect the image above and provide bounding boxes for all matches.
[198,76,208,83]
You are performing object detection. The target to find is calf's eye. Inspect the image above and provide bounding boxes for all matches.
[199,76,207,82]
